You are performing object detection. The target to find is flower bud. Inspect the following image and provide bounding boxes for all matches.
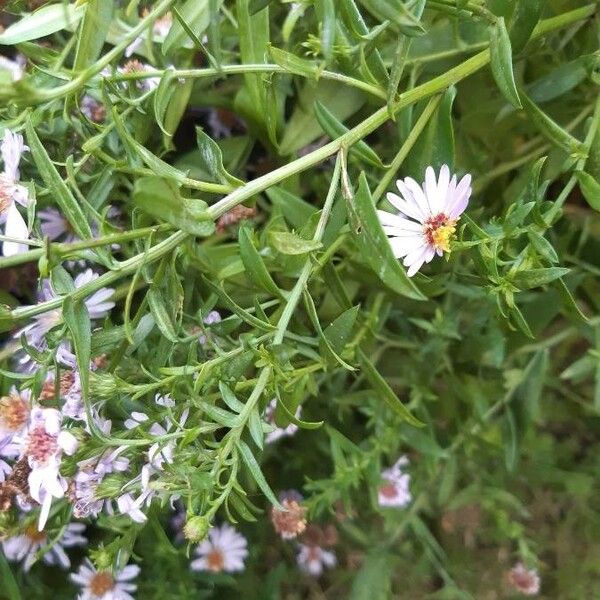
[183,515,210,543]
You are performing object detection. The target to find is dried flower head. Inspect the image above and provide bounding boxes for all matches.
[507,563,541,596]
[271,497,307,540]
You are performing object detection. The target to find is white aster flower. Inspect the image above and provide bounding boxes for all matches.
[1,129,30,256]
[264,398,300,444]
[15,407,79,530]
[296,543,337,576]
[71,559,140,600]
[3,522,86,572]
[190,524,248,573]
[507,562,541,596]
[377,455,411,508]
[378,165,472,277]
[38,206,76,243]
[16,269,115,352]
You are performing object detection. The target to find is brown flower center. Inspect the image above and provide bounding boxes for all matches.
[378,482,399,499]
[89,572,115,597]
[24,524,47,543]
[0,393,29,432]
[26,425,58,464]
[205,549,225,572]
[0,174,12,215]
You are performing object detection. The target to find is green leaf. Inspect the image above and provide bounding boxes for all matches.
[520,92,585,156]
[237,439,282,507]
[248,407,264,449]
[512,267,570,290]
[314,101,384,168]
[276,395,323,430]
[133,176,215,237]
[219,382,245,413]
[0,3,85,45]
[195,127,244,186]
[322,305,360,356]
[269,231,323,255]
[350,551,393,600]
[200,402,241,427]
[358,349,424,426]
[266,187,316,229]
[73,0,113,70]
[238,226,283,297]
[63,297,91,418]
[510,0,541,54]
[269,46,318,78]
[162,0,218,55]
[26,119,93,240]
[577,171,600,211]
[348,174,424,300]
[147,287,179,343]
[556,278,588,323]
[357,0,424,36]
[0,551,22,600]
[489,17,522,109]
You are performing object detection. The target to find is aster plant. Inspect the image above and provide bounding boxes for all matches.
[0,0,599,598]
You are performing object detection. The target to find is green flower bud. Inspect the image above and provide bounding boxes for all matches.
[183,515,210,543]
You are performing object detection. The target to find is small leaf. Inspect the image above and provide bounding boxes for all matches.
[0,3,85,45]
[26,120,93,241]
[315,0,336,61]
[200,403,241,428]
[269,231,323,255]
[520,92,585,156]
[73,0,113,70]
[489,17,522,108]
[348,174,424,300]
[358,349,424,427]
[510,0,541,54]
[248,408,264,449]
[315,101,384,168]
[147,287,179,343]
[322,305,360,355]
[238,226,283,297]
[269,46,318,78]
[511,267,570,289]
[237,439,282,507]
[133,176,215,237]
[195,127,244,186]
[577,171,600,212]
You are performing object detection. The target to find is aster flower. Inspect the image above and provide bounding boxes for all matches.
[71,559,140,600]
[0,129,30,256]
[378,165,472,276]
[296,543,337,576]
[14,407,79,530]
[116,59,160,91]
[16,269,115,353]
[3,522,86,572]
[264,399,300,444]
[80,95,106,123]
[38,207,77,243]
[190,524,248,573]
[507,562,541,596]
[377,456,412,508]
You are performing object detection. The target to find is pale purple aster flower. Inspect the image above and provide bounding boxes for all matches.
[13,407,78,530]
[377,456,411,508]
[507,562,541,596]
[378,165,472,276]
[3,522,86,572]
[297,543,337,576]
[71,559,140,600]
[38,207,76,242]
[190,524,248,573]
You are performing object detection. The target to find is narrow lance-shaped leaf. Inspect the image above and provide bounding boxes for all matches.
[576,171,600,212]
[358,349,424,427]
[237,439,282,508]
[347,174,424,300]
[510,0,542,54]
[73,0,113,70]
[238,226,283,298]
[0,3,85,45]
[26,120,93,240]
[489,17,522,109]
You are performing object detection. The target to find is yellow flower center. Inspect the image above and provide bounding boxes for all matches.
[424,214,456,253]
